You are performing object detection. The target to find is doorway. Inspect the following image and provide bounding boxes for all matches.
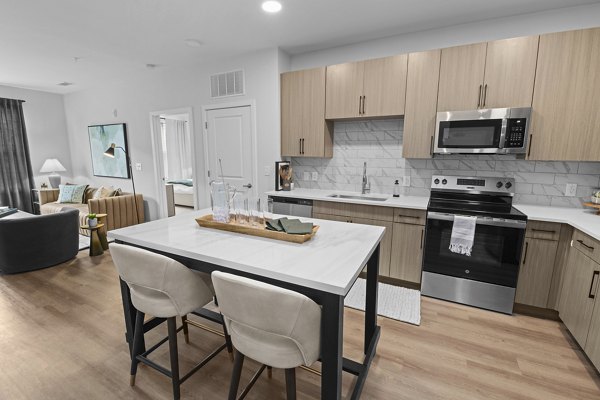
[203,103,257,202]
[150,107,197,218]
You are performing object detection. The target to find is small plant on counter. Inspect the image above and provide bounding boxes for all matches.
[88,213,98,227]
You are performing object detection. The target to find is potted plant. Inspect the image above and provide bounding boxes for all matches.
[88,213,98,227]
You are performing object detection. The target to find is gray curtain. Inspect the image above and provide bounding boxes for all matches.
[0,98,35,213]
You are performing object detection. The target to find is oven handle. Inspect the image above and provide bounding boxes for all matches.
[427,211,527,229]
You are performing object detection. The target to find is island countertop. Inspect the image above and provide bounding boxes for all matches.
[108,208,385,296]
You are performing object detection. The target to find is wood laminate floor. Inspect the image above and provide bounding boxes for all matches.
[1,251,599,399]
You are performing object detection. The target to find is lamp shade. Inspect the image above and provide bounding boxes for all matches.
[40,158,66,173]
[104,143,116,158]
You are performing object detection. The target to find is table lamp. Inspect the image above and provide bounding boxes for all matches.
[40,158,66,188]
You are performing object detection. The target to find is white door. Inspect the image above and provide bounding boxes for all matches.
[205,106,254,195]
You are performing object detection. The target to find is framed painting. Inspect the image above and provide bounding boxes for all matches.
[88,123,130,179]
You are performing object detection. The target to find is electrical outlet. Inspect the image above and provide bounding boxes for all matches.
[565,183,577,197]
[402,176,410,187]
[311,172,318,181]
[135,163,142,171]
[263,165,271,176]
[303,172,310,181]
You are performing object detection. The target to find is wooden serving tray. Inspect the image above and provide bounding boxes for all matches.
[583,202,600,215]
[195,214,319,243]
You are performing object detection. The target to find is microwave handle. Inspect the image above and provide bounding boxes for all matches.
[427,211,527,230]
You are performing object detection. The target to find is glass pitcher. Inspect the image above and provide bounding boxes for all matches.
[210,180,231,223]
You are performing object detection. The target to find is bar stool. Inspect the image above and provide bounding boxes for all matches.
[212,271,322,400]
[111,244,232,400]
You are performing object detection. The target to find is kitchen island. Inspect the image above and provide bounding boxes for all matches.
[108,209,385,400]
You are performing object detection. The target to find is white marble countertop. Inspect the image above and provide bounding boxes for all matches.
[266,188,429,210]
[108,209,385,296]
[266,188,600,241]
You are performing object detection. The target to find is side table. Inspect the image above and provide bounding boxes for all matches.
[94,213,109,250]
[81,224,105,256]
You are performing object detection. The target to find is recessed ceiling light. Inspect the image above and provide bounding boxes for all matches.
[262,1,282,13]
[184,39,204,48]
[146,63,158,69]
[57,82,74,86]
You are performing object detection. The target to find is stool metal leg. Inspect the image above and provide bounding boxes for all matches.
[228,351,245,400]
[181,315,190,344]
[167,317,181,400]
[285,368,296,400]
[267,366,272,379]
[222,319,234,361]
[130,311,145,386]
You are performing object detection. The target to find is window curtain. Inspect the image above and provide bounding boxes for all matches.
[0,98,35,213]
[164,118,192,180]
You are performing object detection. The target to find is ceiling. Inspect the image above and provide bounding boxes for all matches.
[1,0,598,94]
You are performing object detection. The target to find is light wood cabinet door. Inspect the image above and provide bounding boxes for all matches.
[584,296,600,371]
[529,28,600,161]
[362,55,408,118]
[325,62,364,119]
[280,67,332,158]
[402,49,441,159]
[312,213,392,277]
[390,222,425,283]
[558,248,599,347]
[437,43,487,111]
[482,36,539,109]
[515,238,558,308]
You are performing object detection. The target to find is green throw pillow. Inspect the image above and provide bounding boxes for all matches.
[57,184,88,204]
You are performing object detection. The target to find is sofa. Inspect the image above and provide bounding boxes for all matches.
[0,208,79,274]
[39,187,144,235]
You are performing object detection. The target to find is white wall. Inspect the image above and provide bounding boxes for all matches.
[0,85,71,187]
[291,3,600,70]
[63,48,283,220]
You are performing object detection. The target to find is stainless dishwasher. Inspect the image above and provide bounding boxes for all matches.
[269,196,313,218]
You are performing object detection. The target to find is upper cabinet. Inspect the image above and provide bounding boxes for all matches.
[280,67,333,158]
[528,28,600,161]
[402,49,441,159]
[437,36,539,111]
[325,55,408,119]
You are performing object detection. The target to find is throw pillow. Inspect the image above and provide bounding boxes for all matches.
[57,184,88,204]
[110,188,123,197]
[93,186,115,200]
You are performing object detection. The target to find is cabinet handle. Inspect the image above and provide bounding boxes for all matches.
[299,138,302,155]
[477,84,482,108]
[527,135,533,158]
[301,138,305,154]
[429,136,434,156]
[522,241,529,264]
[589,271,599,299]
[483,84,488,108]
[531,228,556,234]
[398,214,419,219]
[362,95,366,115]
[577,239,595,251]
[358,96,363,115]
[420,229,424,249]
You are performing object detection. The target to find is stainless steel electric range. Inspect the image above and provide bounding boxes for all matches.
[421,175,527,314]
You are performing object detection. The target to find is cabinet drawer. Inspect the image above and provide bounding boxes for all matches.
[313,201,394,222]
[393,208,426,225]
[525,221,561,241]
[572,230,600,264]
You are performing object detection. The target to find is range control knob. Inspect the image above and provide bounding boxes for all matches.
[434,178,440,185]
[496,181,503,188]
[442,179,447,185]
[505,182,513,189]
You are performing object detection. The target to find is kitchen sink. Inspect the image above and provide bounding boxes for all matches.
[327,194,388,202]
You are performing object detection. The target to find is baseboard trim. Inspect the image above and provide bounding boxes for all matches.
[514,303,560,320]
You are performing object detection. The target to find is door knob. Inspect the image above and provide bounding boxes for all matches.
[243,183,253,189]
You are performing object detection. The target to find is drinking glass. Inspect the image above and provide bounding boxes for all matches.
[249,197,263,227]
[263,197,274,221]
[232,192,247,224]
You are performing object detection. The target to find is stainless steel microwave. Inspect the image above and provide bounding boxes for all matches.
[433,107,531,155]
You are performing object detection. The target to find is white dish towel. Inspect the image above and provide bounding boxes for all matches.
[449,215,477,256]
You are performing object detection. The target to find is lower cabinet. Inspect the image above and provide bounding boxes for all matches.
[585,294,600,370]
[515,238,559,308]
[312,212,393,277]
[389,222,425,283]
[559,245,600,347]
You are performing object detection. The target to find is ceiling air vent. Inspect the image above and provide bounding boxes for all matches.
[210,69,244,98]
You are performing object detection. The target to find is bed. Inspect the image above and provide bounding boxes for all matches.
[166,179,195,207]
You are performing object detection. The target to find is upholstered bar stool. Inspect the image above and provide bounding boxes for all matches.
[111,244,232,400]
[212,271,322,400]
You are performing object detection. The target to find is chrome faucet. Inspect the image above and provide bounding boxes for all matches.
[362,162,370,194]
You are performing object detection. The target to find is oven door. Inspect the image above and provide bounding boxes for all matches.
[423,212,526,288]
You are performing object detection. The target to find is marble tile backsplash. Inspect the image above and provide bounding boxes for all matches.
[291,119,600,208]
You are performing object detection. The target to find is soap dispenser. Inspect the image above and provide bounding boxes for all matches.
[393,180,400,197]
